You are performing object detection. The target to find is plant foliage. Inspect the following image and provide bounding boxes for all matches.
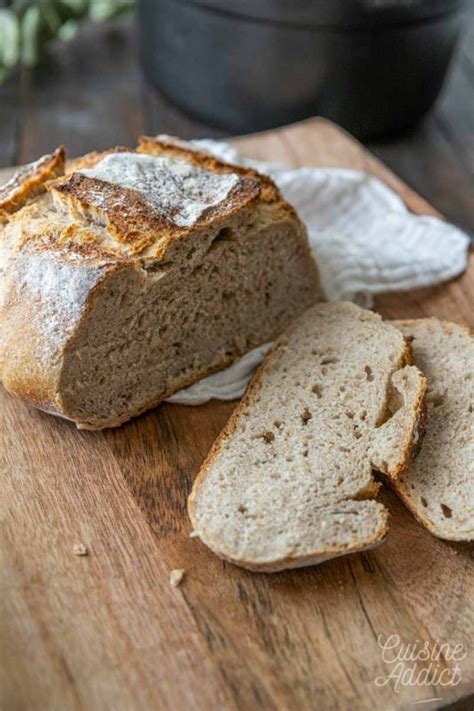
[0,0,135,82]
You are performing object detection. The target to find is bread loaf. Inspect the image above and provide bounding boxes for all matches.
[0,137,320,428]
[188,302,426,572]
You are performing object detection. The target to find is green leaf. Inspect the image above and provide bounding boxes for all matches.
[89,0,135,22]
[21,4,42,66]
[0,0,136,83]
[57,17,79,41]
[56,0,89,20]
[0,10,20,69]
[38,1,62,37]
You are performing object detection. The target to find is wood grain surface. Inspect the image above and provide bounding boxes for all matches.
[0,118,473,711]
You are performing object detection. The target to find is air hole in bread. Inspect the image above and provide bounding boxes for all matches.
[212,226,236,244]
[421,496,428,508]
[440,503,452,518]
[375,382,404,428]
[186,246,197,261]
[365,365,374,382]
[143,261,170,273]
[311,384,322,398]
[428,392,444,408]
[469,405,473,413]
[273,420,282,429]
[300,408,312,425]
[257,431,274,443]
[238,504,247,514]
[321,357,338,365]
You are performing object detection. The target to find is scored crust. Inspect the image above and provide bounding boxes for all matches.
[0,138,320,428]
[1,138,304,265]
[15,137,301,262]
[136,135,283,205]
[0,147,65,221]
[50,168,261,259]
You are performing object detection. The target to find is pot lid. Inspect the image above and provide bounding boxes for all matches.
[177,0,467,27]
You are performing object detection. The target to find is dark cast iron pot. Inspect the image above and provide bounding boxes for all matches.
[138,0,467,138]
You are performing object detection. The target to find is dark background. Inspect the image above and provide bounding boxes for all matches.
[0,8,472,232]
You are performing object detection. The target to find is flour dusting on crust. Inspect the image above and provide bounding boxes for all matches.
[80,152,240,228]
[8,250,106,364]
[0,154,52,204]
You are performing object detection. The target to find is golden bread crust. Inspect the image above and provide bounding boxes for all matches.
[136,135,283,205]
[3,138,301,262]
[50,167,261,258]
[0,147,65,221]
[0,138,320,427]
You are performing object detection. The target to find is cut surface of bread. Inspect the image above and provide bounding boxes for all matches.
[391,319,473,541]
[0,137,320,428]
[188,302,426,572]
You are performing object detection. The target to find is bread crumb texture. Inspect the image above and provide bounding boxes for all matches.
[169,569,185,587]
[72,544,88,556]
[0,137,320,428]
[392,319,473,541]
[189,302,426,572]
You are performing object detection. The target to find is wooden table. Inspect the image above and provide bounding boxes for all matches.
[0,10,473,234]
[0,117,473,711]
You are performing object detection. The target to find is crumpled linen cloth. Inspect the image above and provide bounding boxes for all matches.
[166,140,470,405]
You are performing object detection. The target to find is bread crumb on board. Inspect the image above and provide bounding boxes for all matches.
[72,544,88,556]
[169,569,185,587]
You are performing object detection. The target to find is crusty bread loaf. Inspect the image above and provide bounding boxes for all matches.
[0,137,320,428]
[188,302,426,572]
[390,318,473,541]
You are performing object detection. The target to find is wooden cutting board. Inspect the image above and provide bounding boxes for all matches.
[1,118,473,711]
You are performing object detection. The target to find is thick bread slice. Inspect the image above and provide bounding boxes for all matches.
[0,138,320,428]
[391,319,473,541]
[188,302,426,572]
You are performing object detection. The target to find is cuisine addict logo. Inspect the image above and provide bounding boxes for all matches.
[375,634,466,695]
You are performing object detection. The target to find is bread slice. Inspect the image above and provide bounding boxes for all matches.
[188,302,426,572]
[0,137,319,428]
[390,319,473,541]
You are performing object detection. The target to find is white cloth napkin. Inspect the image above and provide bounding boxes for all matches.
[166,140,470,406]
